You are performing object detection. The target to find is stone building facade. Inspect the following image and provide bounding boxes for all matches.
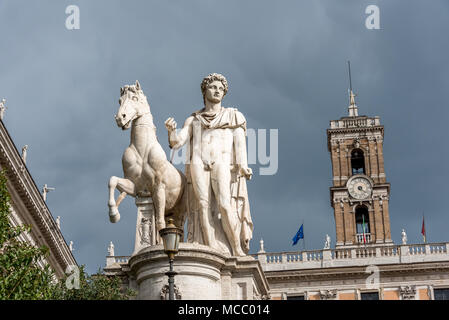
[255,241,449,300]
[0,117,76,278]
[104,91,449,300]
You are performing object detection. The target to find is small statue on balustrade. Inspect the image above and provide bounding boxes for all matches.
[324,234,331,249]
[401,229,407,245]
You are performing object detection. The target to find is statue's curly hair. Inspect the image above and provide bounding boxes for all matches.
[200,73,228,104]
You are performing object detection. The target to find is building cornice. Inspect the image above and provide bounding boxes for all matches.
[0,119,77,278]
[264,261,449,282]
[326,125,384,152]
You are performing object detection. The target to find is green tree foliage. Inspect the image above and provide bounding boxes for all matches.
[50,265,136,300]
[0,170,54,299]
[0,170,135,300]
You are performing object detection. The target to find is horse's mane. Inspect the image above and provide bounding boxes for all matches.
[120,85,144,97]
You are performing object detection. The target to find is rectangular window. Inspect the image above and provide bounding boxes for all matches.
[434,288,449,300]
[287,295,305,300]
[360,292,379,300]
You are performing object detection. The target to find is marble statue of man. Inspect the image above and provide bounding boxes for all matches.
[165,73,253,257]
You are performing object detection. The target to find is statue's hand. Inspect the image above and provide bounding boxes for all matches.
[240,166,253,180]
[164,117,177,132]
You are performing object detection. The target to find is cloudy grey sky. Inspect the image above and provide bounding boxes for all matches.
[1,0,448,274]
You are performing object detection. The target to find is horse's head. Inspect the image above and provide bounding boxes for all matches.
[115,80,150,130]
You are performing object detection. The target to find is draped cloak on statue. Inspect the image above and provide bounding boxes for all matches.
[184,107,253,255]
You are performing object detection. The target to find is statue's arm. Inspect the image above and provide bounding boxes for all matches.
[165,116,193,150]
[234,126,252,180]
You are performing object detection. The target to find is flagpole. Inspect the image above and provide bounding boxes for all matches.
[302,219,306,251]
[422,212,426,243]
[362,214,364,246]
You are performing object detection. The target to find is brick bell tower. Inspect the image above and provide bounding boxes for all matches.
[327,68,392,248]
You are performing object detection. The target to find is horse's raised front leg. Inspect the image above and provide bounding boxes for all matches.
[108,176,136,223]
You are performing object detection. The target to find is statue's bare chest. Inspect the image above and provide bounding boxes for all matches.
[199,127,233,150]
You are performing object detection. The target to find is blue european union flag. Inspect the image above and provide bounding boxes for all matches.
[292,224,304,246]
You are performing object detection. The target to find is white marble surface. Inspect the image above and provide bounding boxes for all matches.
[123,242,269,300]
[165,73,253,257]
[108,81,187,243]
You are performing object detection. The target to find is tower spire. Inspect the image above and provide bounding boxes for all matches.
[347,61,358,117]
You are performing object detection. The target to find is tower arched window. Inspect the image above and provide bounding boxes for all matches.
[351,149,365,175]
[355,205,370,234]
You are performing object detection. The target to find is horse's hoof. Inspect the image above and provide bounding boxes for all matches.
[109,207,121,223]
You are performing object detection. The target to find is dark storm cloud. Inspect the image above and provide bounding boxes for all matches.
[0,0,448,273]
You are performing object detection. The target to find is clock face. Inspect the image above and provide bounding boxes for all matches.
[347,176,372,200]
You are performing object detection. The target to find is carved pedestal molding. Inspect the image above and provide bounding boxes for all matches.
[128,242,269,300]
[133,196,159,255]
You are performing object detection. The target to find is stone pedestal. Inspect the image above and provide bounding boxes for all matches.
[133,196,160,255]
[128,242,270,300]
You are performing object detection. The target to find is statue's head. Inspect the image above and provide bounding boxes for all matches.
[115,80,149,130]
[200,73,228,105]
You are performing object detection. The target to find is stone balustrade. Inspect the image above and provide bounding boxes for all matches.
[254,242,449,272]
[105,255,130,266]
[114,256,130,263]
[105,242,449,271]
[329,116,380,129]
[356,233,372,244]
